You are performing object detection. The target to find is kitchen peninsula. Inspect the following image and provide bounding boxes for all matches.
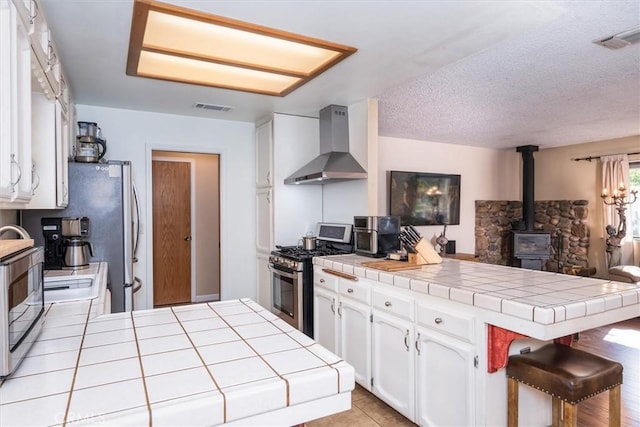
[0,271,354,426]
[313,254,640,426]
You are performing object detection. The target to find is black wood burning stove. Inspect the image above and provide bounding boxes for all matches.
[513,145,550,270]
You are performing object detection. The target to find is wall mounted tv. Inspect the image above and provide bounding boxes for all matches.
[389,171,461,226]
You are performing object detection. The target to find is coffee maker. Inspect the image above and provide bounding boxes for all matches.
[42,217,92,269]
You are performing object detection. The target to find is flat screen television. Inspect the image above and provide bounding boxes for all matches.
[389,171,461,226]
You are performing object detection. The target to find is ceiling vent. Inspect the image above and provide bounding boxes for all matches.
[593,25,640,49]
[193,103,233,112]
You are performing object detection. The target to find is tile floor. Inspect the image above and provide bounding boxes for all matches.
[307,384,416,427]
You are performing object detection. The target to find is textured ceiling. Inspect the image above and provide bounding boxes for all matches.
[377,1,640,149]
[39,0,640,150]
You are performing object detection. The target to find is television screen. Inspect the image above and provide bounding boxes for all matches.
[389,171,461,226]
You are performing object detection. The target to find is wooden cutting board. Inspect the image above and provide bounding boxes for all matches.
[0,239,34,258]
[360,260,423,272]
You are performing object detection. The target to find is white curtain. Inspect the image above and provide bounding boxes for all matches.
[601,154,631,265]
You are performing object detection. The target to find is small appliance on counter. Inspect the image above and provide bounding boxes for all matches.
[353,215,400,257]
[0,225,43,379]
[75,121,107,163]
[42,217,91,270]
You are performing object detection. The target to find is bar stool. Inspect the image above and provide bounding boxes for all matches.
[506,343,623,427]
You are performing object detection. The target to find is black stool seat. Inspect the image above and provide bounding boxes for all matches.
[507,343,623,404]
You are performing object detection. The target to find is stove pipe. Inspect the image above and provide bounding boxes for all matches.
[516,145,539,231]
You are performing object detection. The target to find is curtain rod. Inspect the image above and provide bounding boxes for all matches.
[571,151,640,162]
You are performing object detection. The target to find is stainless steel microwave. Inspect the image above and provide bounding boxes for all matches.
[353,216,400,257]
[0,247,44,378]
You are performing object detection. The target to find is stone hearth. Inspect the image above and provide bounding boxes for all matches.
[475,200,590,272]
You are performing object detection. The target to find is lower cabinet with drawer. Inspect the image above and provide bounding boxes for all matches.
[314,269,372,390]
[314,268,478,426]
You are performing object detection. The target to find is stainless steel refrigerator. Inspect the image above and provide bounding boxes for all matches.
[21,160,141,312]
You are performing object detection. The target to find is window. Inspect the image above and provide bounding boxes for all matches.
[630,161,640,238]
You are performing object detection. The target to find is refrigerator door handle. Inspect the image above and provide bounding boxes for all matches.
[132,183,141,263]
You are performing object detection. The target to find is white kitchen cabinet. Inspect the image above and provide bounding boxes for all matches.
[371,309,415,421]
[313,286,338,353]
[25,95,68,208]
[0,0,32,204]
[255,120,272,188]
[28,0,60,100]
[415,299,476,426]
[338,295,371,390]
[256,253,271,310]
[415,327,476,426]
[256,187,273,253]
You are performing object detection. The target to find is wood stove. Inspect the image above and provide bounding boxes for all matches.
[513,231,551,270]
[513,145,550,270]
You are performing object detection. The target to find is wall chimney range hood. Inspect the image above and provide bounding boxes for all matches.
[284,105,367,185]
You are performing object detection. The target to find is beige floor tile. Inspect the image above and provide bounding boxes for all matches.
[306,404,379,427]
[306,384,416,427]
[352,391,416,427]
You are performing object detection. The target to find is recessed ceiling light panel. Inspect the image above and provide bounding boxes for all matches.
[127,0,357,96]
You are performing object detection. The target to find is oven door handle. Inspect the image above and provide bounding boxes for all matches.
[269,265,299,279]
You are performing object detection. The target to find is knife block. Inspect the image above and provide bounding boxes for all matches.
[408,238,442,265]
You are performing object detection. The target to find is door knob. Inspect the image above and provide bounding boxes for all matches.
[184,236,192,241]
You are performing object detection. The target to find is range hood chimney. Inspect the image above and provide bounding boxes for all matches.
[516,145,539,231]
[284,105,367,185]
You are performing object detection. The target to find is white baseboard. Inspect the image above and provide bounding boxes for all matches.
[194,293,220,303]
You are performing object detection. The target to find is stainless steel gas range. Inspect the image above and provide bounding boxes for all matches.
[269,223,353,337]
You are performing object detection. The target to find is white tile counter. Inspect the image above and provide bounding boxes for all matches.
[0,298,354,426]
[315,255,640,340]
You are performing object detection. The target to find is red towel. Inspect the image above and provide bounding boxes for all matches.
[487,325,573,373]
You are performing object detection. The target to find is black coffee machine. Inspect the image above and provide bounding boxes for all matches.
[42,217,90,269]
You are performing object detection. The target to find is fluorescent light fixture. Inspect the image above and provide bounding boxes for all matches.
[127,0,357,96]
[593,25,640,50]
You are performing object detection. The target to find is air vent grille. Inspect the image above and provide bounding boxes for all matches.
[193,103,233,112]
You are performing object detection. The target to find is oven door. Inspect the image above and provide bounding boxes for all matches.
[269,264,303,330]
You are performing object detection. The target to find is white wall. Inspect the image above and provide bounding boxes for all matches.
[534,135,640,276]
[377,136,518,254]
[76,105,255,309]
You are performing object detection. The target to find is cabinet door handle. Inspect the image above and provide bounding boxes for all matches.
[404,329,410,351]
[347,288,354,293]
[415,333,421,355]
[384,301,392,307]
[29,0,38,25]
[338,301,342,318]
[266,170,270,185]
[31,164,40,195]
[184,236,192,241]
[319,278,325,283]
[330,298,335,314]
[10,154,22,190]
[434,317,443,324]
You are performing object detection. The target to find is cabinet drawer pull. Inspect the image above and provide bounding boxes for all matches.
[319,278,325,283]
[347,288,354,293]
[384,301,392,307]
[404,329,409,351]
[434,317,443,324]
[323,268,358,281]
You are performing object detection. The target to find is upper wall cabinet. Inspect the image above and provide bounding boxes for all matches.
[255,120,273,188]
[0,0,33,204]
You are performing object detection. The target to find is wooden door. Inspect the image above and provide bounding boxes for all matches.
[152,160,191,306]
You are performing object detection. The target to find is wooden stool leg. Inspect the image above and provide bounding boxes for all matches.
[552,397,562,427]
[562,401,577,427]
[507,377,519,427]
[609,385,621,427]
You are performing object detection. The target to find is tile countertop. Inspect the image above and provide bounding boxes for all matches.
[315,255,640,340]
[0,298,354,427]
